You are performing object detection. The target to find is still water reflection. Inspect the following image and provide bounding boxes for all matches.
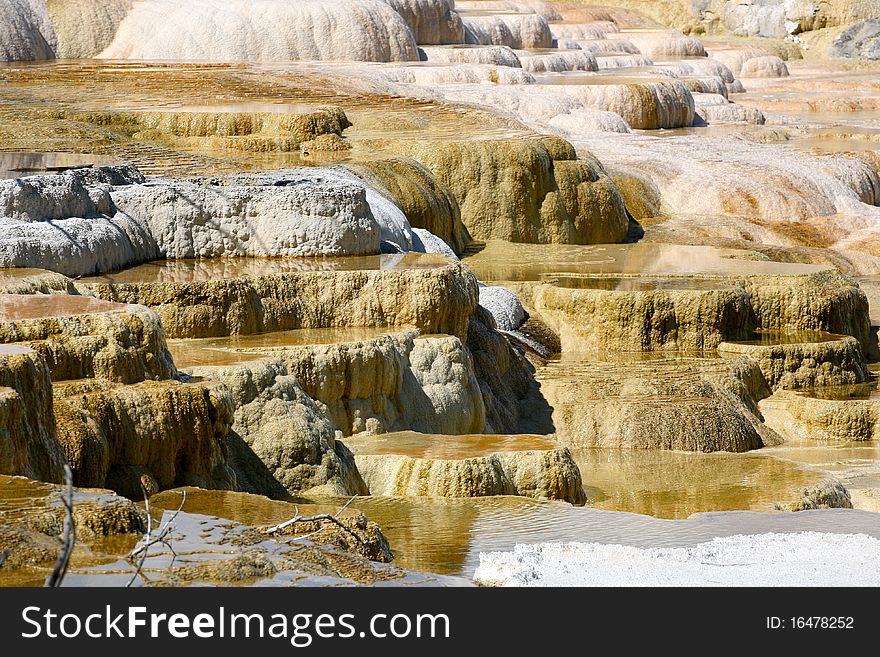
[149,447,833,577]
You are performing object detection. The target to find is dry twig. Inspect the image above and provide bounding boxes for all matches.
[44,465,75,588]
[125,488,186,587]
[265,496,365,546]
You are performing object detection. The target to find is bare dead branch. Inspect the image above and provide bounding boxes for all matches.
[335,495,357,517]
[265,496,365,547]
[126,484,154,588]
[0,548,10,569]
[126,489,186,587]
[44,465,75,588]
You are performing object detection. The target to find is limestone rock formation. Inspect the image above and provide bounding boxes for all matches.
[760,388,880,442]
[526,271,871,355]
[99,0,420,62]
[479,285,527,332]
[740,54,790,78]
[109,169,406,260]
[831,20,880,60]
[710,47,789,78]
[512,316,563,358]
[0,167,158,277]
[518,50,598,73]
[535,277,754,352]
[355,447,585,503]
[0,0,133,61]
[594,54,655,70]
[0,475,145,577]
[54,379,236,497]
[426,83,632,134]
[191,359,368,498]
[658,58,739,85]
[0,345,65,483]
[0,165,131,221]
[0,0,55,61]
[375,136,630,244]
[568,130,880,268]
[275,332,487,437]
[570,37,643,54]
[457,0,563,22]
[741,273,872,354]
[412,228,458,260]
[718,0,827,38]
[549,22,620,41]
[342,157,471,255]
[377,0,464,45]
[610,29,706,59]
[777,478,854,511]
[90,106,352,154]
[82,255,478,339]
[718,333,870,391]
[546,107,634,136]
[688,79,731,99]
[43,0,132,59]
[0,294,176,384]
[239,168,417,253]
[544,356,773,452]
[419,44,523,67]
[186,330,488,439]
[573,0,880,37]
[380,63,535,85]
[463,11,553,49]
[695,101,765,125]
[0,268,79,296]
[547,79,696,130]
[467,306,549,434]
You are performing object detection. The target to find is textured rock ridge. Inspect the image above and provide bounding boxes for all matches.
[0,295,176,384]
[54,379,236,497]
[0,345,66,483]
[0,166,158,277]
[376,136,630,244]
[82,255,478,339]
[356,447,585,503]
[718,334,870,391]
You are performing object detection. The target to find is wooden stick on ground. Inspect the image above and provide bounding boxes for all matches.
[44,465,75,588]
[265,496,365,547]
[126,488,187,587]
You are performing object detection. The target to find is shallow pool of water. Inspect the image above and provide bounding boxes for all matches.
[346,431,558,460]
[84,253,452,284]
[0,152,119,179]
[573,449,825,518]
[794,381,880,401]
[338,492,880,576]
[131,438,880,578]
[725,330,848,347]
[463,241,826,282]
[762,443,880,490]
[0,293,130,321]
[168,326,397,368]
[548,275,736,291]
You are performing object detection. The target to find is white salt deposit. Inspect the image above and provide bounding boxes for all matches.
[479,285,527,331]
[474,532,880,586]
[98,0,420,62]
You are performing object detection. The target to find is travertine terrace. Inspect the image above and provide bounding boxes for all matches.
[1,0,880,586]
